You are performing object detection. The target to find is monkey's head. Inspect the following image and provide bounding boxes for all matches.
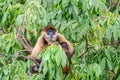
[42,26,58,44]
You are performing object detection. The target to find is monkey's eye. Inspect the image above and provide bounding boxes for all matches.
[46,29,55,35]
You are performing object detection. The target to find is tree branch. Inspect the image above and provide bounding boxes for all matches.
[113,38,120,49]
[78,33,88,58]
[17,26,33,54]
[0,52,28,59]
[109,0,119,12]
[94,15,105,22]
[17,26,41,66]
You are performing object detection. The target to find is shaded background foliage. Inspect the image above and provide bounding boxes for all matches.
[0,0,120,80]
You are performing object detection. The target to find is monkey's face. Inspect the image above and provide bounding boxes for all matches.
[44,28,57,44]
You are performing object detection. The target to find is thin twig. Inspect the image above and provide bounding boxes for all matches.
[0,53,7,57]
[78,33,88,58]
[23,36,33,50]
[0,30,5,35]
[0,52,28,59]
[94,15,105,22]
[109,0,119,12]
[113,38,120,49]
[0,52,40,68]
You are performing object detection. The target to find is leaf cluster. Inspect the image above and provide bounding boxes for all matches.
[0,0,120,80]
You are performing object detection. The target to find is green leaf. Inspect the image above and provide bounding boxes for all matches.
[95,65,101,78]
[100,57,106,70]
[43,63,48,75]
[73,5,78,15]
[107,59,112,70]
[106,19,110,26]
[2,75,9,80]
[15,15,23,26]
[114,66,119,74]
[105,49,111,61]
[56,67,63,80]
[117,76,120,80]
[27,31,31,40]
[55,50,61,66]
[60,49,67,67]
[33,28,37,38]
[2,12,7,23]
[71,33,76,41]
[60,26,67,31]
[5,42,11,53]
[42,52,50,64]
[105,27,112,41]
[55,45,66,66]
[93,63,102,78]
[113,27,119,41]
[48,59,55,79]
[4,70,9,75]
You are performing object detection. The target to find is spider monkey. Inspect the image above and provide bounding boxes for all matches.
[30,25,75,75]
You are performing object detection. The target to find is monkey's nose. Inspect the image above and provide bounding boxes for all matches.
[50,35,53,39]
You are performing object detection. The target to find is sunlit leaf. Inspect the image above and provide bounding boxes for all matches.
[107,59,112,70]
[114,66,119,74]
[56,67,63,80]
[55,50,61,66]
[5,42,11,53]
[43,63,48,75]
[2,12,7,23]
[100,57,106,70]
[117,76,120,80]
[15,15,23,26]
[0,0,120,80]
[42,52,50,64]
[105,49,111,61]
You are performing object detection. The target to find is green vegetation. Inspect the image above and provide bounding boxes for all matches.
[0,0,120,80]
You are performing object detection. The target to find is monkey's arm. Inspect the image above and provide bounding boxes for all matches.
[31,36,45,59]
[57,33,75,60]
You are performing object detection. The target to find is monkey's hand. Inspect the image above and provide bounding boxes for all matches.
[27,55,40,67]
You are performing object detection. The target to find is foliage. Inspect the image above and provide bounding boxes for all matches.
[37,44,67,80]
[0,0,120,80]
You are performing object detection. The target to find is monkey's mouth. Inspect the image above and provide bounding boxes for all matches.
[46,36,56,41]
[49,35,54,39]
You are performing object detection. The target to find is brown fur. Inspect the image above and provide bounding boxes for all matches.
[30,25,75,76]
